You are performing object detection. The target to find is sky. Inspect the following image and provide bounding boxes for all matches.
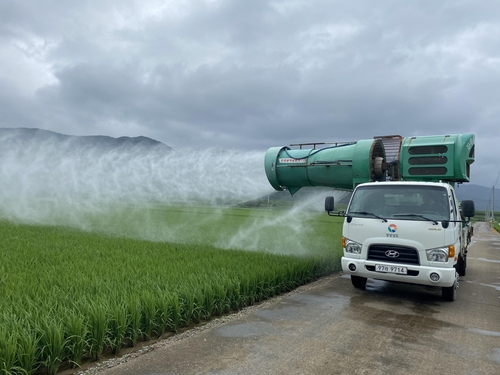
[1,0,499,188]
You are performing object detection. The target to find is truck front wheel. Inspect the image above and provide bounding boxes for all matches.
[351,275,367,289]
[442,280,457,301]
[457,254,467,276]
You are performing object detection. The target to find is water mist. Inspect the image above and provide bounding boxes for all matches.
[0,129,350,253]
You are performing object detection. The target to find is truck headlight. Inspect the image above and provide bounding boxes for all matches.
[345,240,362,254]
[425,248,448,262]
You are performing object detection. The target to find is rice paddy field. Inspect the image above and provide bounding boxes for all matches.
[0,205,343,375]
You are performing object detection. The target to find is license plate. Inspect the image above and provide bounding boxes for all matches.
[375,265,407,274]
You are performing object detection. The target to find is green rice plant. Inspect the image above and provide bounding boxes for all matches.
[226,279,241,311]
[16,322,40,374]
[265,270,278,296]
[239,274,251,306]
[248,277,259,304]
[246,278,257,306]
[86,302,109,361]
[191,287,205,324]
[0,266,5,289]
[38,316,66,375]
[179,288,195,327]
[213,282,231,316]
[255,279,265,302]
[108,303,128,355]
[125,297,141,347]
[153,291,171,338]
[0,325,18,375]
[64,313,88,368]
[140,291,158,340]
[261,277,273,300]
[167,294,181,333]
[202,283,215,320]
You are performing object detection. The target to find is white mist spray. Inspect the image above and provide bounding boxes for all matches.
[219,189,350,254]
[0,130,350,253]
[0,136,269,220]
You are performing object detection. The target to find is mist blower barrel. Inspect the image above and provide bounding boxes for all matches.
[264,139,387,194]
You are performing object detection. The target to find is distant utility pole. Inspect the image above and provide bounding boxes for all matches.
[493,186,496,223]
[494,167,500,224]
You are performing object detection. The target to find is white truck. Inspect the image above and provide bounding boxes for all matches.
[264,133,476,301]
[324,180,475,301]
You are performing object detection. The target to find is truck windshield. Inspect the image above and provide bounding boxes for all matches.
[347,185,450,221]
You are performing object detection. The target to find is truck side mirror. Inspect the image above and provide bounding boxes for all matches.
[325,196,335,212]
[461,200,475,218]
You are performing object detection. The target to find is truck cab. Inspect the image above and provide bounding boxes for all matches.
[327,181,475,301]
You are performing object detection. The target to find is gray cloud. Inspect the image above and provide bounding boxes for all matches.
[1,0,499,186]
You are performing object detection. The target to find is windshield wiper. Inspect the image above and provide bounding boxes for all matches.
[393,213,438,225]
[349,211,387,222]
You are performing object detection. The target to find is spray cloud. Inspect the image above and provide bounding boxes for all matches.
[0,129,269,221]
[0,128,349,252]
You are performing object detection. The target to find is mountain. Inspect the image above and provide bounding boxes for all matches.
[454,184,499,212]
[0,127,172,153]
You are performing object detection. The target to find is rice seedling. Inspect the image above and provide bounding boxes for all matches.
[64,312,88,368]
[179,288,196,327]
[38,316,66,375]
[229,279,242,311]
[108,303,128,355]
[201,283,215,320]
[239,274,251,306]
[16,321,40,374]
[167,294,182,333]
[125,297,141,347]
[152,290,171,338]
[140,291,159,340]
[0,324,18,375]
[212,282,227,316]
[86,302,109,361]
[190,287,205,325]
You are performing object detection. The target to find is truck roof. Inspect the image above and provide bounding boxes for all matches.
[355,181,453,189]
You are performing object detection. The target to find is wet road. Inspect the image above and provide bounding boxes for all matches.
[92,222,500,375]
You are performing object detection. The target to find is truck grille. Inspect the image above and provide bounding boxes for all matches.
[367,244,420,265]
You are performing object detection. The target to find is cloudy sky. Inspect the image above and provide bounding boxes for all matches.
[1,0,499,187]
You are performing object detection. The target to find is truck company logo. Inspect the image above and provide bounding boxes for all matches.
[387,224,398,238]
[385,250,400,258]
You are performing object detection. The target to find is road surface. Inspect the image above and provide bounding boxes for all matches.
[82,222,500,375]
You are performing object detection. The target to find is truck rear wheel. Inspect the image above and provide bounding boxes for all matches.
[442,280,457,301]
[351,275,367,289]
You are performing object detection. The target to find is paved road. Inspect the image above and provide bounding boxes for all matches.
[90,222,500,375]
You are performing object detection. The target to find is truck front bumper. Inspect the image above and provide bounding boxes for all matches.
[341,257,457,287]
